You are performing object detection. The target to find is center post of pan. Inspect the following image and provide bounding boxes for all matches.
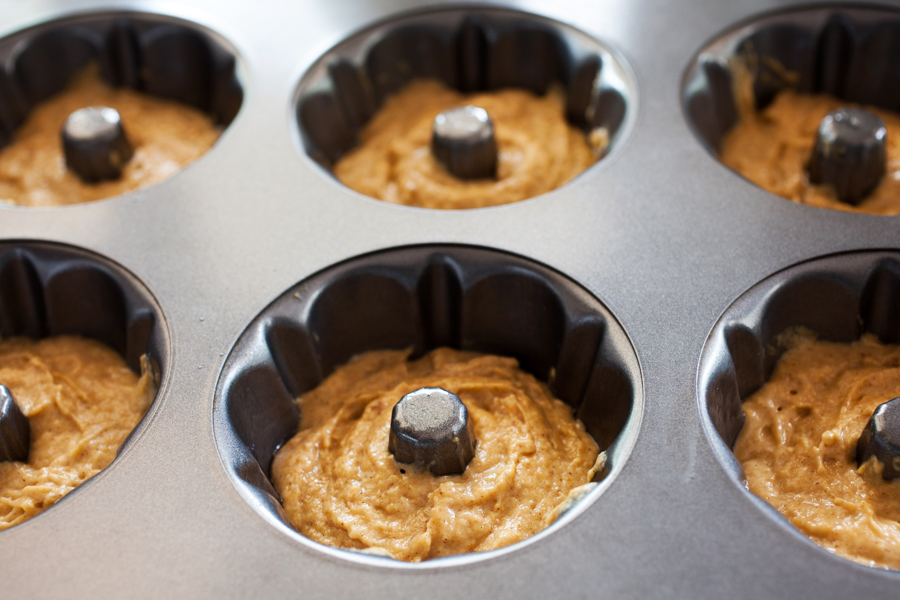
[431,106,498,180]
[388,387,476,476]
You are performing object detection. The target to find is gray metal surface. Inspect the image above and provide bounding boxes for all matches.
[0,0,899,597]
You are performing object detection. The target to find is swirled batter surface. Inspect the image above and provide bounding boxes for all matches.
[720,89,900,215]
[0,67,220,207]
[0,336,153,530]
[333,80,602,209]
[734,331,900,569]
[272,348,601,562]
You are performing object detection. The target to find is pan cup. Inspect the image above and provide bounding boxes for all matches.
[683,5,900,209]
[0,241,169,521]
[214,245,642,565]
[698,251,900,565]
[293,7,635,199]
[0,10,243,202]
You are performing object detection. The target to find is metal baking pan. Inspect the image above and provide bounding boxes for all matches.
[1,0,899,598]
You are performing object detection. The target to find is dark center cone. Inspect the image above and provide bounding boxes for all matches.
[62,106,135,183]
[0,384,29,463]
[808,107,887,206]
[431,106,497,180]
[388,387,476,476]
[857,397,900,480]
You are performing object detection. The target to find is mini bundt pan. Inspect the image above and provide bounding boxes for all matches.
[683,5,900,155]
[294,6,634,172]
[0,241,169,508]
[0,11,242,149]
[699,251,900,477]
[214,245,642,565]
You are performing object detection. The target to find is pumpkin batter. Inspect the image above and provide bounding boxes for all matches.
[0,66,221,207]
[720,78,900,214]
[272,347,603,562]
[0,336,154,530]
[333,80,603,209]
[734,330,900,569]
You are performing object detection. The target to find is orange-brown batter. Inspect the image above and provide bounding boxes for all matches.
[720,84,900,214]
[0,336,154,529]
[272,347,602,561]
[334,80,603,209]
[734,330,900,569]
[0,67,221,207]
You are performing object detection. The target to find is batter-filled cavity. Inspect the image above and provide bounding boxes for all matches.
[734,329,900,569]
[271,347,603,561]
[719,61,900,215]
[0,66,221,206]
[0,335,154,529]
[334,80,605,209]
